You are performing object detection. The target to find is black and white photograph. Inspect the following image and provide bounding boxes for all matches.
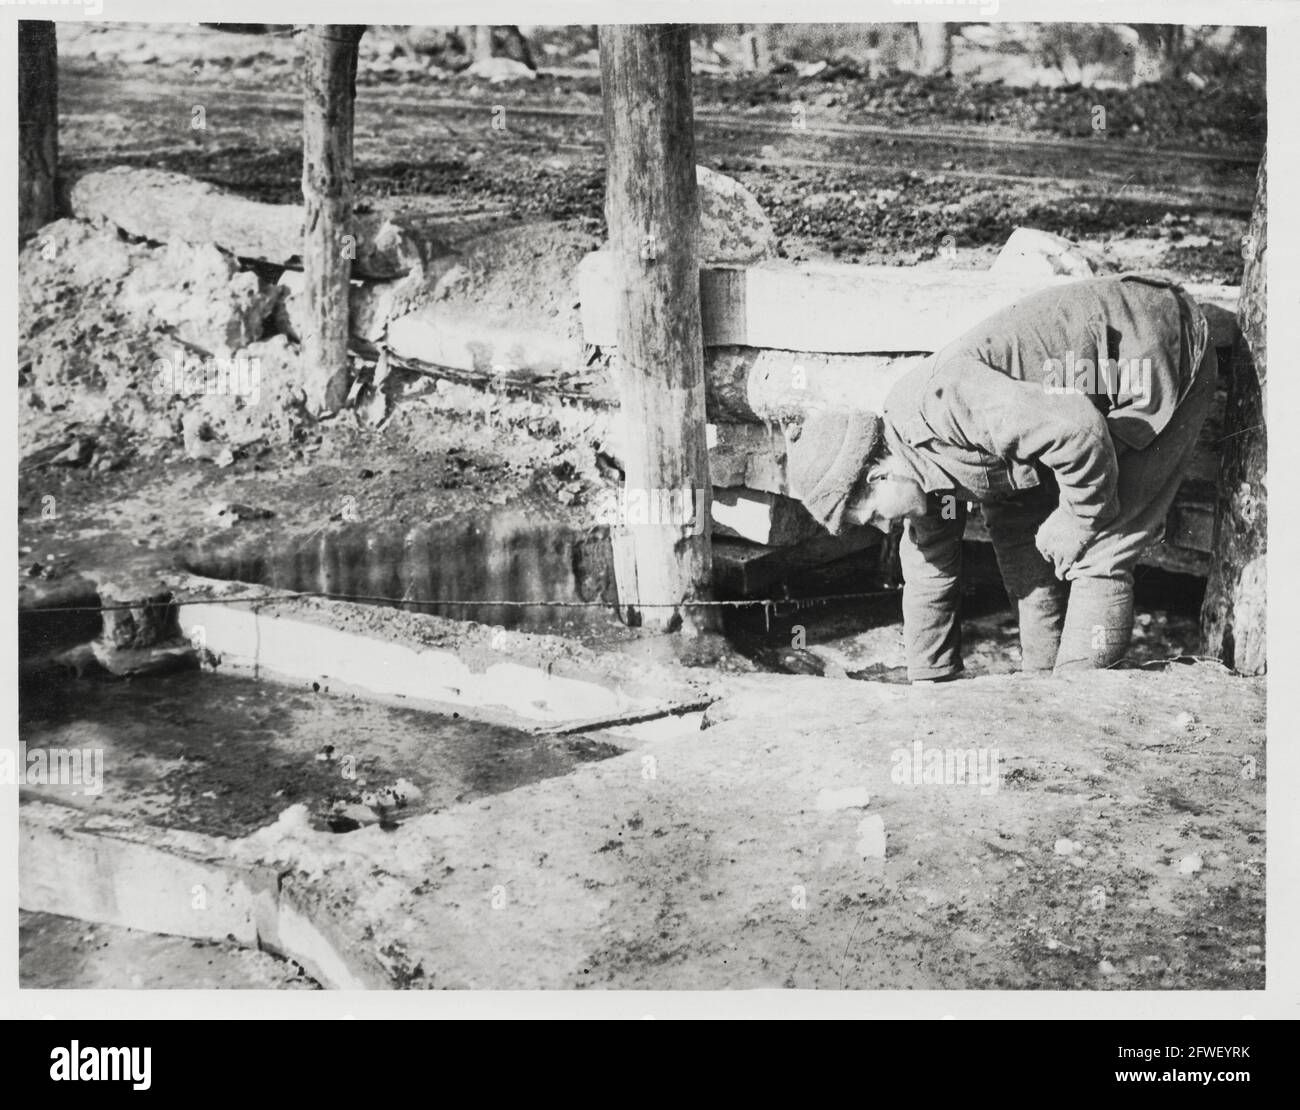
[4,0,1287,1028]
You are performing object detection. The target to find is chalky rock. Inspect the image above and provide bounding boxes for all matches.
[696,165,777,264]
[855,815,887,860]
[991,227,1095,279]
[815,786,871,812]
[120,239,278,358]
[465,56,536,83]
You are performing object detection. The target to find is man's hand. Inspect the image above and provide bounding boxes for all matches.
[1035,507,1093,579]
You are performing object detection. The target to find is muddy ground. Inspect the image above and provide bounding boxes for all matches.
[159,659,1259,991]
[55,32,1258,280]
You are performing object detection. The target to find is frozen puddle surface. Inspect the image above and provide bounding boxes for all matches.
[18,670,623,838]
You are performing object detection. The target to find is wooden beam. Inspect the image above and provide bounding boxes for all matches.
[302,25,366,415]
[712,531,881,597]
[579,252,1242,354]
[19,21,59,240]
[387,307,582,381]
[375,305,914,421]
[599,25,715,634]
[706,346,921,423]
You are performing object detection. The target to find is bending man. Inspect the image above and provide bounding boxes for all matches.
[793,274,1216,680]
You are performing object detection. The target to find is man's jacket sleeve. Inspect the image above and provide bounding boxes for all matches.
[924,358,1121,532]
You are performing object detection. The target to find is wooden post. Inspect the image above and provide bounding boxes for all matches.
[1201,155,1267,674]
[301,25,365,415]
[473,26,495,63]
[599,25,715,635]
[18,21,59,240]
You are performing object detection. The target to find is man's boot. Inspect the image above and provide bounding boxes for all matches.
[1055,576,1135,672]
[1018,582,1068,672]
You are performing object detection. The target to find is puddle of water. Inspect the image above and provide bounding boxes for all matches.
[18,669,623,839]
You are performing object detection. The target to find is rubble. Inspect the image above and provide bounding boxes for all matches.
[119,239,278,358]
[50,438,95,468]
[18,219,312,458]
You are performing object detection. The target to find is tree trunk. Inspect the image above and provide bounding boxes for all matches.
[598,25,716,635]
[914,23,953,76]
[18,21,59,241]
[1201,155,1266,674]
[473,26,494,63]
[1132,24,1182,84]
[301,25,365,415]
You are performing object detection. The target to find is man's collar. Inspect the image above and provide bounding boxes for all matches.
[883,421,956,495]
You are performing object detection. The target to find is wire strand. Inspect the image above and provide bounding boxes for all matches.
[22,587,902,616]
